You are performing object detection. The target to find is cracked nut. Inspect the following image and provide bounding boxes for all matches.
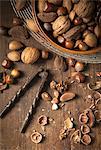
[79,113,88,124]
[81,134,91,145]
[30,131,42,144]
[38,115,48,126]
[81,124,90,134]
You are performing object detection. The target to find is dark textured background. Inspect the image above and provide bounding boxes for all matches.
[0,1,101,150]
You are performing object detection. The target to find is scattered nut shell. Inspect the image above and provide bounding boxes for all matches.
[60,92,75,102]
[84,109,95,127]
[21,47,40,64]
[52,103,59,110]
[70,130,81,143]
[7,51,20,62]
[59,128,67,140]
[26,19,38,33]
[38,115,48,126]
[87,81,101,90]
[9,40,23,50]
[30,131,42,144]
[72,72,85,83]
[81,124,90,134]
[79,113,88,124]
[64,117,73,129]
[81,134,91,145]
[41,92,51,101]
[94,110,101,122]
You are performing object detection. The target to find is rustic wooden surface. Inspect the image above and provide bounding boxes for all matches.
[0,1,101,150]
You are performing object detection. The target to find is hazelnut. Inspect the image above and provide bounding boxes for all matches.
[53,89,59,98]
[78,42,88,51]
[74,72,85,83]
[67,58,76,67]
[84,33,97,47]
[57,36,65,45]
[51,97,59,104]
[65,40,74,49]
[38,115,48,126]
[9,40,23,50]
[74,17,82,25]
[2,59,13,69]
[7,51,20,62]
[43,23,52,31]
[41,92,51,101]
[12,17,22,26]
[75,62,85,72]
[81,134,91,145]
[42,50,49,59]
[57,7,67,16]
[21,47,40,64]
[52,103,59,110]
[50,80,57,89]
[11,69,21,78]
[0,26,8,36]
[5,75,14,84]
[30,131,42,144]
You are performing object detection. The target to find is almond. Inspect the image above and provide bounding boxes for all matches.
[60,92,75,102]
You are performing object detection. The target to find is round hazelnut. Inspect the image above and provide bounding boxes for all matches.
[42,50,49,59]
[57,7,67,16]
[9,40,23,50]
[2,59,13,69]
[12,17,22,26]
[43,23,52,31]
[11,69,21,78]
[57,36,65,45]
[5,75,14,84]
[75,62,85,72]
[74,17,82,25]
[78,42,88,51]
[67,58,76,67]
[7,51,20,62]
[65,40,74,49]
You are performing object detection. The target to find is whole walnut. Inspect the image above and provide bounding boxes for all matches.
[74,0,96,19]
[21,47,40,64]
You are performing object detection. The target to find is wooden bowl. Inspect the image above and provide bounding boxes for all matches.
[32,0,101,55]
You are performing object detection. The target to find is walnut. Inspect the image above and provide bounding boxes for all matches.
[74,0,96,19]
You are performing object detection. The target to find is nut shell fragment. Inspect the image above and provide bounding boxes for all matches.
[41,92,51,101]
[81,134,91,145]
[79,113,88,124]
[81,124,90,134]
[30,131,42,144]
[84,109,95,127]
[87,81,101,91]
[70,130,81,143]
[64,117,73,129]
[38,115,48,126]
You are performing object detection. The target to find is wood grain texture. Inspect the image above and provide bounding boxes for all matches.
[0,1,101,150]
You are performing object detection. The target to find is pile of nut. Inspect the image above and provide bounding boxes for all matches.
[37,0,101,51]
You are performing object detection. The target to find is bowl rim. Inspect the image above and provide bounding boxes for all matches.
[32,0,101,55]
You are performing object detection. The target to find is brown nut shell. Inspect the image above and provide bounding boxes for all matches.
[81,124,90,134]
[38,115,48,126]
[84,109,95,127]
[79,113,88,124]
[81,134,91,145]
[30,131,42,144]
[70,130,81,143]
[41,92,51,101]
[37,12,57,22]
